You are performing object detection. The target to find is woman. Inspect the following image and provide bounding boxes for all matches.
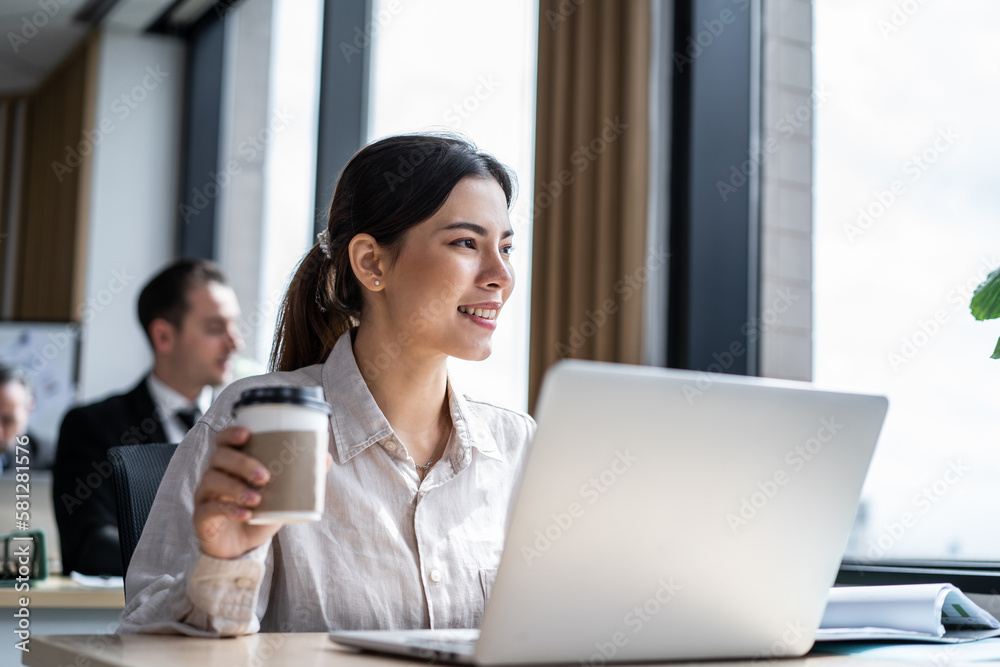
[119,134,535,636]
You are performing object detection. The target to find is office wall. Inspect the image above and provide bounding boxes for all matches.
[759,0,814,381]
[78,29,184,401]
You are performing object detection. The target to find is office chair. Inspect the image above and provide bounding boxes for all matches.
[107,443,178,583]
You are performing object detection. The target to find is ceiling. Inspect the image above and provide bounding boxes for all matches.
[0,0,217,96]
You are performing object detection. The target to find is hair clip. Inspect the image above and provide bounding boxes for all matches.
[317,230,331,259]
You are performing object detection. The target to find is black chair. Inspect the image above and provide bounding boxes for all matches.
[107,443,178,582]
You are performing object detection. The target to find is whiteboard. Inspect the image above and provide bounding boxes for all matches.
[0,322,80,460]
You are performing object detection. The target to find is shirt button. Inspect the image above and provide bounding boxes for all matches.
[384,441,396,453]
[429,569,442,583]
[235,577,254,590]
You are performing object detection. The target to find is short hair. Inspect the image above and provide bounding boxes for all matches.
[0,362,30,394]
[137,259,228,345]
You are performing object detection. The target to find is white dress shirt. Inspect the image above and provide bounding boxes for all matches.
[119,328,535,636]
[146,373,212,444]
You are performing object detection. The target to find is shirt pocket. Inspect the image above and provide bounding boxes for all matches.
[479,568,498,603]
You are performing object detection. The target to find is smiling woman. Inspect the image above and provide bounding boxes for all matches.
[119,133,537,637]
[271,133,516,372]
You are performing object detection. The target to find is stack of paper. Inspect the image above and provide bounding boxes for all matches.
[817,584,1000,643]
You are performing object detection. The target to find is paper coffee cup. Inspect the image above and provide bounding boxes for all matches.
[232,386,331,524]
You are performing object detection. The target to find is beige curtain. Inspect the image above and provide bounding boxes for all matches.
[1,33,99,322]
[529,0,651,411]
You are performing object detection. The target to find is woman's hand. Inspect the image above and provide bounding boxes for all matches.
[192,426,281,559]
[192,427,332,560]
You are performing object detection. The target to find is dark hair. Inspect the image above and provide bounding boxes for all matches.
[269,133,515,372]
[0,363,30,394]
[137,258,228,346]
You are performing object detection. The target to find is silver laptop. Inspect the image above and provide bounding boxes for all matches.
[330,360,888,664]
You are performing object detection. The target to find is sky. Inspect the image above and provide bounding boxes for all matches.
[814,0,1000,560]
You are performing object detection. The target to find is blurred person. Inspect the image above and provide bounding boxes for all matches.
[53,259,243,576]
[120,134,534,636]
[0,363,45,471]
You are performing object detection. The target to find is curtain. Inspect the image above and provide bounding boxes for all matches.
[529,0,652,411]
[3,33,99,321]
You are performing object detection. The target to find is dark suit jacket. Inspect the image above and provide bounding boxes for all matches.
[52,377,167,576]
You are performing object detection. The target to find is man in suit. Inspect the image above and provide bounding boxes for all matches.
[53,258,243,576]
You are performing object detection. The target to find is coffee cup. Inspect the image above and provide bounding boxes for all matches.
[232,386,331,524]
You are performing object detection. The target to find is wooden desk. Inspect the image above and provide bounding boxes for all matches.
[18,634,887,667]
[2,576,124,665]
[0,575,124,608]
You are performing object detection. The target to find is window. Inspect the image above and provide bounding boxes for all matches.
[368,0,539,411]
[815,0,1000,561]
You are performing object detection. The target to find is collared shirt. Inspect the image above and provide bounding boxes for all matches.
[120,329,535,637]
[146,373,213,444]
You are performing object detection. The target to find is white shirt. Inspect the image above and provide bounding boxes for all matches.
[146,374,213,444]
[120,329,535,636]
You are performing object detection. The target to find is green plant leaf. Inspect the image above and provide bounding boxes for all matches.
[992,337,1000,360]
[970,268,1000,321]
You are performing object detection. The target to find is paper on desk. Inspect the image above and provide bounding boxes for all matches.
[69,571,124,588]
[816,584,1000,643]
[813,637,1000,661]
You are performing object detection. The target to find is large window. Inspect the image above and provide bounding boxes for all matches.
[368,0,538,411]
[815,0,1000,561]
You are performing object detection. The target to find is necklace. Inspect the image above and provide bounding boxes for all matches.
[415,414,450,475]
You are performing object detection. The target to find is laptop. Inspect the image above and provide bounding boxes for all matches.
[330,360,889,664]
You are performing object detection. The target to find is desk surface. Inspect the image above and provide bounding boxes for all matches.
[20,634,880,667]
[0,575,124,609]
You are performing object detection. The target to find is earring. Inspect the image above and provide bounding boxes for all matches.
[375,280,380,286]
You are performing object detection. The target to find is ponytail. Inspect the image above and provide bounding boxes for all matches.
[269,246,359,372]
